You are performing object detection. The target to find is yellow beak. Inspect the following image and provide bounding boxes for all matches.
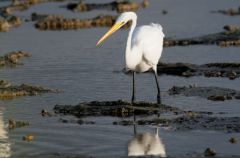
[96,22,123,46]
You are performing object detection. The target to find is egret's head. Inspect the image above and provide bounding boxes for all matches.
[96,12,137,46]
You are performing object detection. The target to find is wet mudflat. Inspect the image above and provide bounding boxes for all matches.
[0,0,240,158]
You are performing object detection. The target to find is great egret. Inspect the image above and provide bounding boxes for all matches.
[97,12,164,104]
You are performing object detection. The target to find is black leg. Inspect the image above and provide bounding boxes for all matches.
[154,72,161,104]
[131,71,135,104]
[131,71,136,134]
[133,112,136,135]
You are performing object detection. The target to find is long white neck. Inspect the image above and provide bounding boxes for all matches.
[125,18,137,55]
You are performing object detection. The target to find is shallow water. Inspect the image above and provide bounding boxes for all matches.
[0,0,240,157]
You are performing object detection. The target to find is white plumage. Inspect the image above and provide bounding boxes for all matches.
[97,12,164,104]
[130,23,165,72]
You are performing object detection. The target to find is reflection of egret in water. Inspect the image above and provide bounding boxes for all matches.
[128,114,166,157]
[0,107,11,158]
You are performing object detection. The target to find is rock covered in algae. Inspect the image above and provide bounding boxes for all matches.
[164,26,240,47]
[157,62,240,79]
[54,100,181,118]
[168,85,240,101]
[0,80,59,99]
[66,0,149,13]
[0,51,30,67]
[35,14,130,30]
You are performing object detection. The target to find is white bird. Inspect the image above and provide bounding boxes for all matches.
[97,12,165,104]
